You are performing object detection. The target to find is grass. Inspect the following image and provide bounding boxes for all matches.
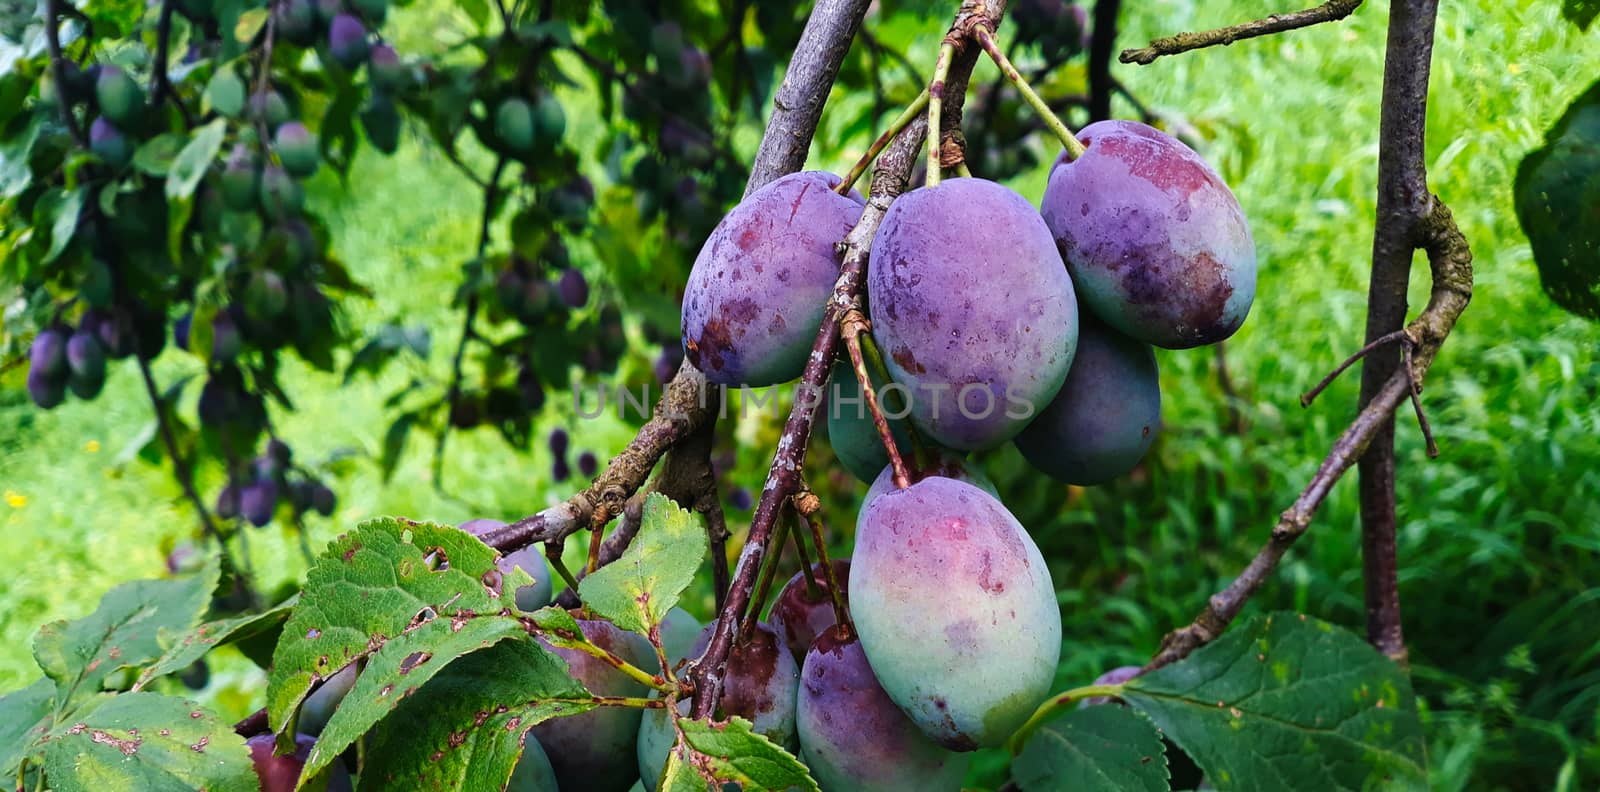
[2,0,1597,787]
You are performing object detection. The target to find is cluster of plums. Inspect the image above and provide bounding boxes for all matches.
[674,119,1256,784]
[214,439,336,528]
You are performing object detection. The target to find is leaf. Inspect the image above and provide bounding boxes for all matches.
[266,518,535,778]
[1013,704,1169,792]
[38,692,254,792]
[660,743,714,792]
[133,598,296,690]
[234,8,270,42]
[1121,612,1427,792]
[360,640,596,790]
[578,493,706,634]
[32,556,220,711]
[1514,79,1600,321]
[379,412,415,482]
[204,66,246,118]
[1565,0,1598,30]
[0,678,55,776]
[40,186,85,264]
[675,716,820,792]
[166,118,227,201]
[133,133,188,176]
[0,113,42,199]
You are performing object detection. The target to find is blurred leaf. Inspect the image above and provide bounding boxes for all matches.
[0,678,54,776]
[1013,704,1169,792]
[133,597,296,690]
[380,412,415,482]
[578,493,706,634]
[361,640,596,789]
[1565,0,1598,29]
[1515,79,1600,321]
[39,185,84,264]
[39,693,254,792]
[673,716,819,792]
[0,113,43,199]
[32,556,220,711]
[166,118,227,200]
[234,8,269,43]
[1122,612,1427,791]
[133,133,187,176]
[203,66,246,118]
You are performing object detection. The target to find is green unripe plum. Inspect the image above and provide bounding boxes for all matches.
[657,606,702,669]
[259,167,305,217]
[508,737,559,791]
[531,618,653,792]
[95,65,144,126]
[796,632,970,792]
[274,122,320,178]
[250,90,292,129]
[245,270,289,321]
[351,0,387,24]
[89,118,131,169]
[221,145,261,211]
[634,697,682,792]
[851,476,1060,750]
[327,14,370,68]
[826,359,913,484]
[368,44,407,91]
[495,98,536,154]
[360,93,400,154]
[298,662,357,736]
[534,96,565,144]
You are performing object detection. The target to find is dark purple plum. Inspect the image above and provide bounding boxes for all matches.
[577,451,598,477]
[460,518,554,611]
[769,560,850,662]
[26,366,66,409]
[245,733,353,792]
[556,268,588,307]
[531,618,653,792]
[216,483,240,519]
[867,177,1078,451]
[241,479,278,527]
[688,621,800,747]
[1015,312,1160,484]
[796,632,969,791]
[728,487,752,511]
[30,328,67,378]
[1081,664,1142,707]
[850,476,1059,749]
[547,428,569,457]
[311,482,336,516]
[551,458,571,483]
[1041,120,1256,349]
[65,330,106,399]
[681,170,865,386]
[327,13,370,67]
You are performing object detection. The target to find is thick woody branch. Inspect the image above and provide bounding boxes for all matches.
[1120,0,1363,65]
[1144,197,1470,673]
[933,0,1007,168]
[689,116,928,718]
[44,0,85,145]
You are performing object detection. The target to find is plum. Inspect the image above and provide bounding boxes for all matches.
[658,606,702,669]
[635,696,685,792]
[1081,664,1141,707]
[688,621,800,748]
[250,90,292,129]
[796,632,969,791]
[89,117,130,169]
[531,618,653,792]
[260,166,305,217]
[327,14,370,68]
[26,366,65,409]
[460,518,554,611]
[221,144,261,211]
[298,662,358,736]
[867,177,1078,451]
[1014,311,1160,484]
[245,733,352,792]
[1041,120,1256,349]
[508,735,559,791]
[274,121,320,177]
[94,65,143,126]
[769,560,850,662]
[826,359,913,484]
[556,267,588,308]
[681,170,865,386]
[241,478,278,527]
[850,476,1059,749]
[496,98,536,153]
[368,44,407,90]
[65,330,106,399]
[29,328,67,378]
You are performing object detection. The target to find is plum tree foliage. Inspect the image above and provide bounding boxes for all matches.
[0,0,1495,786]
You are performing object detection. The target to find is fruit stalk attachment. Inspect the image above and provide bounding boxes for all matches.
[841,309,911,489]
[973,24,1086,160]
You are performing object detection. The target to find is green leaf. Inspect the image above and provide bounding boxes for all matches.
[675,716,820,792]
[0,678,56,776]
[660,743,715,792]
[234,8,270,42]
[32,556,220,711]
[361,640,596,789]
[578,493,706,634]
[1515,79,1600,321]
[1013,704,1169,792]
[40,185,85,264]
[133,133,189,176]
[133,598,296,690]
[38,693,254,792]
[166,117,227,201]
[266,518,535,776]
[0,113,44,199]
[1565,0,1598,30]
[204,66,246,118]
[1121,612,1426,792]
[380,413,414,482]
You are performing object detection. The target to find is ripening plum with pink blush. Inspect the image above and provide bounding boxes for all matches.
[770,560,850,662]
[867,177,1078,451]
[681,171,865,386]
[1042,120,1256,349]
[688,620,801,748]
[796,632,969,792]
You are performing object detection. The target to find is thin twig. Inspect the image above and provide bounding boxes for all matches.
[837,89,928,195]
[974,25,1086,160]
[1121,0,1364,65]
[1299,329,1410,407]
[1088,0,1121,121]
[840,309,909,488]
[794,487,851,633]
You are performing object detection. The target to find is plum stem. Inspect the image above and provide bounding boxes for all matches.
[1005,683,1126,754]
[842,309,912,489]
[545,546,582,592]
[790,513,820,598]
[795,488,853,634]
[558,636,674,693]
[741,511,792,643]
[926,42,956,187]
[1119,0,1364,65]
[837,89,929,195]
[858,330,930,465]
[973,25,1086,161]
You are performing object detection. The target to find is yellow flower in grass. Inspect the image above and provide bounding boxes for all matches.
[84,440,101,453]
[4,491,26,509]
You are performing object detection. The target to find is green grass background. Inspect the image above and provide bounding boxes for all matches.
[2,0,1598,787]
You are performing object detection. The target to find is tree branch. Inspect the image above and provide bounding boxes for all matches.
[43,0,85,146]
[1120,0,1363,65]
[932,0,1008,169]
[1356,0,1441,665]
[1144,197,1470,672]
[1087,0,1121,121]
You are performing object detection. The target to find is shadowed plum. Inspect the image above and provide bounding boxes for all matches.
[508,736,559,791]
[531,618,653,792]
[867,177,1078,451]
[635,696,685,792]
[245,733,352,792]
[826,360,914,484]
[298,662,358,736]
[850,476,1059,750]
[1041,120,1256,349]
[769,560,850,662]
[689,621,801,748]
[796,632,969,792]
[681,171,865,386]
[1014,312,1160,484]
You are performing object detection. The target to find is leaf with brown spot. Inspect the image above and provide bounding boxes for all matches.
[39,693,254,792]
[578,493,706,635]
